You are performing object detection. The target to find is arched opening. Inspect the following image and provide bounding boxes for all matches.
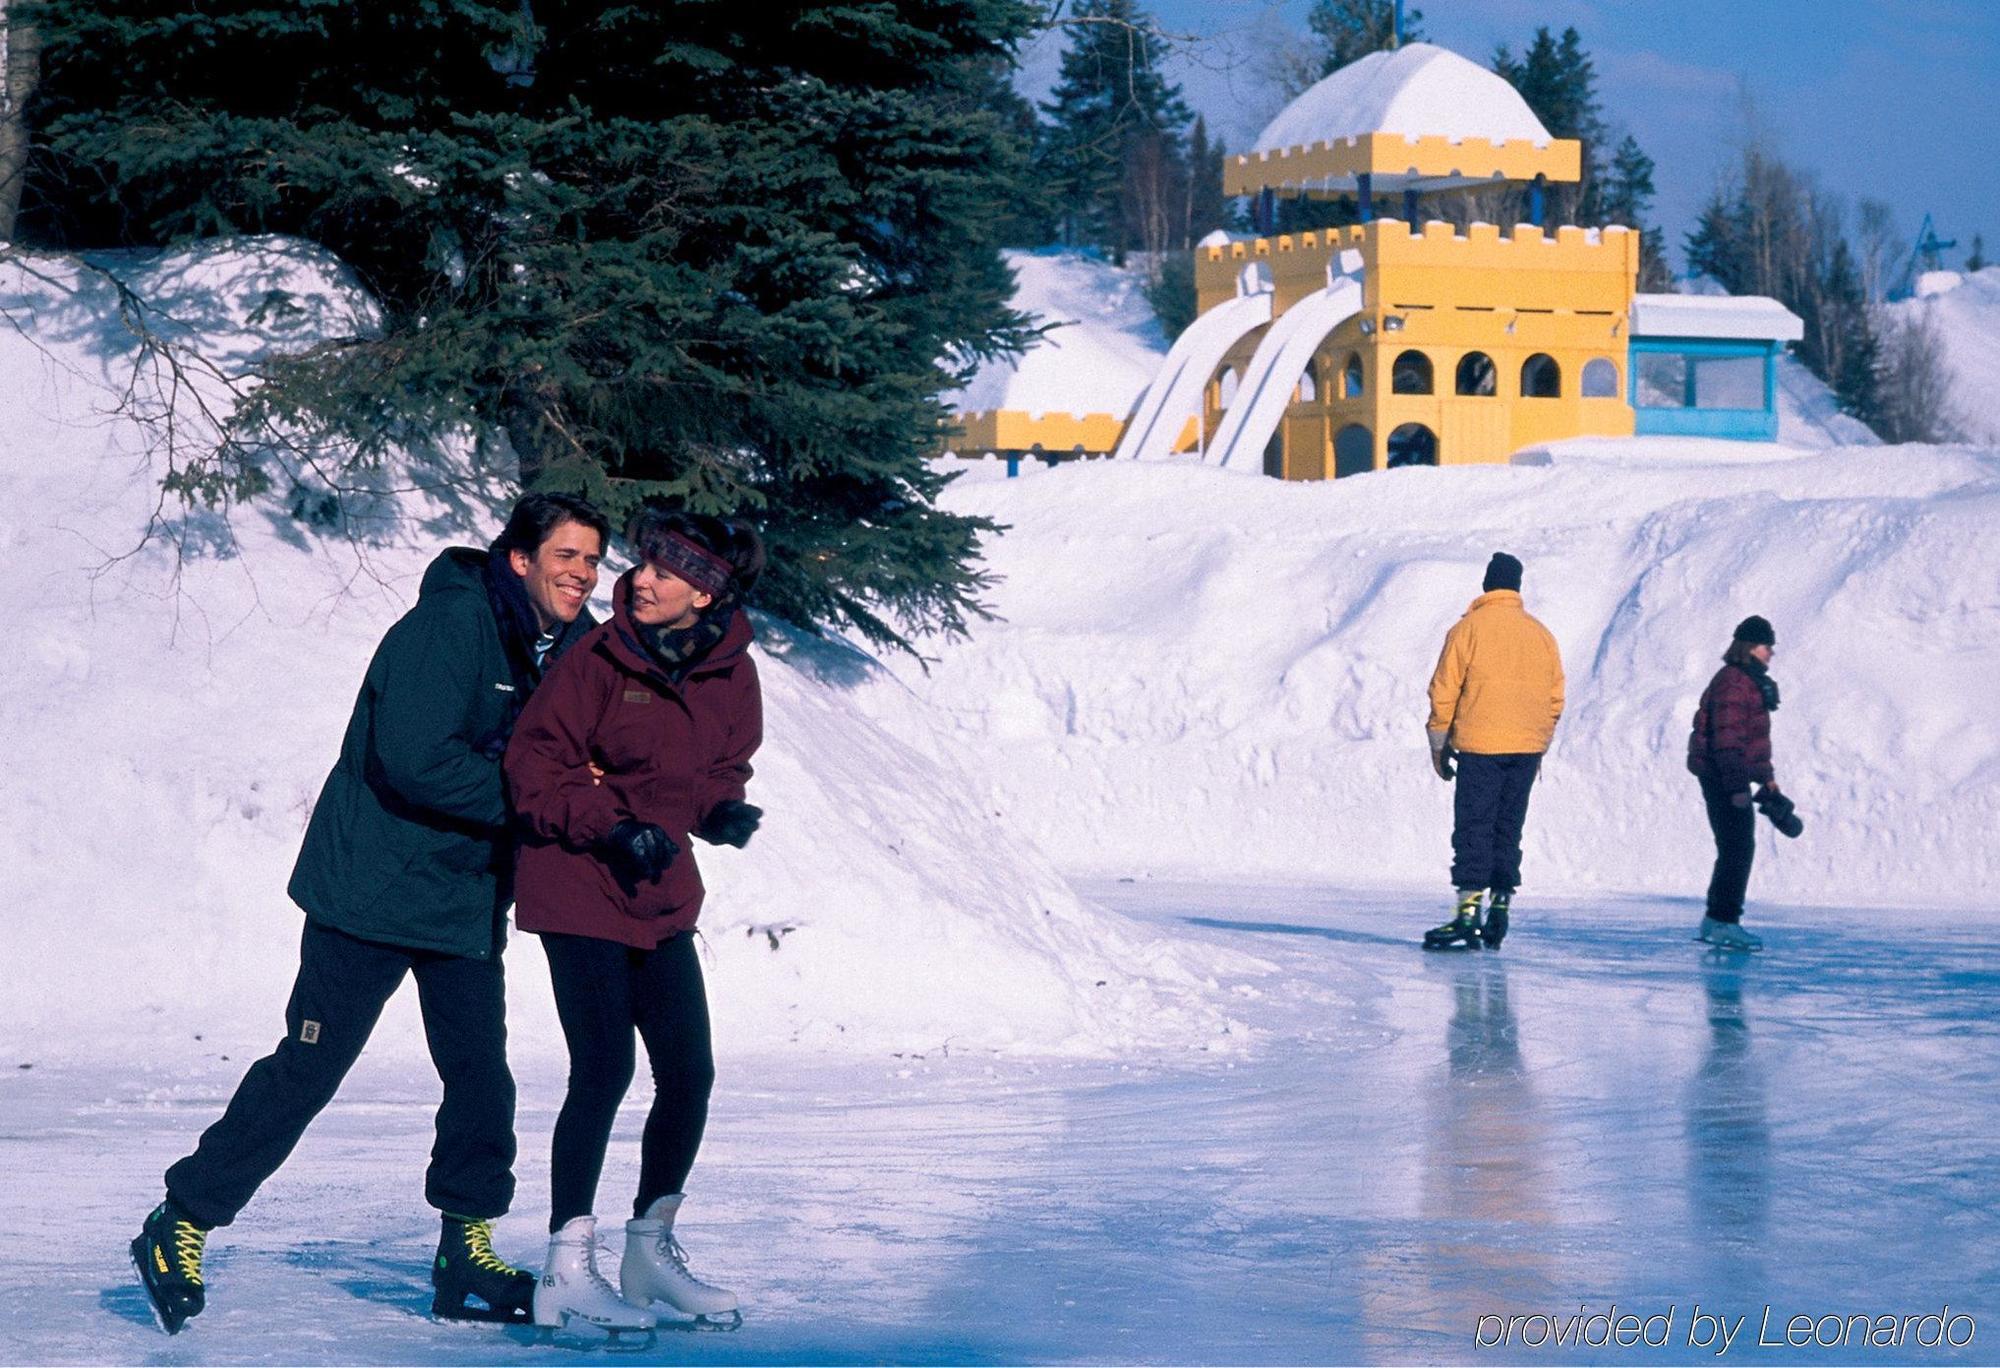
[1334,424,1374,478]
[1216,366,1240,407]
[1521,353,1562,398]
[1296,363,1318,404]
[1392,349,1434,395]
[1387,422,1438,467]
[1263,427,1285,478]
[1455,351,1497,396]
[1581,357,1619,397]
[1342,352,1364,398]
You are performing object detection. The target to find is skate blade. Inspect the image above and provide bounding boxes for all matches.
[129,1240,189,1336]
[537,1317,658,1353]
[643,1303,742,1332]
[431,1296,534,1325]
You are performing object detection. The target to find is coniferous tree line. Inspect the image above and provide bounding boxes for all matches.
[12,0,1048,653]
[1685,143,1959,443]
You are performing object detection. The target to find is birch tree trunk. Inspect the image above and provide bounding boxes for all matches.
[0,0,44,242]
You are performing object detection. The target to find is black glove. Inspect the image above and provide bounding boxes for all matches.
[599,819,679,896]
[1429,737,1457,782]
[696,799,763,849]
[1753,786,1803,839]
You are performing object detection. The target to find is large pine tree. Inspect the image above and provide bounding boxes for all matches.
[1034,0,1192,258]
[19,0,1042,652]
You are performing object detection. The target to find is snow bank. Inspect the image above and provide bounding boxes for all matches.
[1885,266,2000,444]
[0,242,1250,1064]
[945,250,1168,418]
[905,448,2000,911]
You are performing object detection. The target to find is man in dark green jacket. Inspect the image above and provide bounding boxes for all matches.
[131,494,609,1334]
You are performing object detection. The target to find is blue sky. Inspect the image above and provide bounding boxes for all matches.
[1016,0,1999,275]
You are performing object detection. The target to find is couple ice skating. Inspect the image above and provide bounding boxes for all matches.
[131,494,762,1339]
[1421,553,1794,953]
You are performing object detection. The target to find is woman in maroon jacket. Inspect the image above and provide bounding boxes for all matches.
[505,509,763,1334]
[1686,615,1782,951]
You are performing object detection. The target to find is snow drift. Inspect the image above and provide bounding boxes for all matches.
[0,241,1245,1064]
[909,446,2000,910]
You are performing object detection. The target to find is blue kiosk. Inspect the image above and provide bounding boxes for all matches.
[1627,293,1805,442]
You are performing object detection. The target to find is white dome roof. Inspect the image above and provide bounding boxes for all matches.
[1252,43,1553,154]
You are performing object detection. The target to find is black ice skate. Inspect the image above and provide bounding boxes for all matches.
[1423,890,1486,951]
[432,1215,536,1324]
[1481,890,1512,948]
[131,1198,208,1335]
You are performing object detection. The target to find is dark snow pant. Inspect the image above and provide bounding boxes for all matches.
[1701,781,1757,924]
[1450,752,1543,892]
[165,921,516,1229]
[540,931,714,1231]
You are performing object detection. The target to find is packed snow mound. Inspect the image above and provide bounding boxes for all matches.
[946,250,1168,418]
[1253,43,1553,154]
[908,449,2000,910]
[0,241,1253,1063]
[1884,265,2000,443]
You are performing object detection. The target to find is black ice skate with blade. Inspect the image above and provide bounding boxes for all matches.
[131,1199,207,1335]
[431,1216,536,1324]
[1423,891,1486,951]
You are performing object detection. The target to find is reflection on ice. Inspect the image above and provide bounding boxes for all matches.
[1685,962,1770,1274]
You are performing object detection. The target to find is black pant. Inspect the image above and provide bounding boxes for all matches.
[166,921,516,1229]
[1450,752,1542,892]
[540,932,714,1231]
[1702,782,1757,923]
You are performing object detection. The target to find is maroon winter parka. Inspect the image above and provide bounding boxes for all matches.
[505,572,761,948]
[1686,660,1774,793]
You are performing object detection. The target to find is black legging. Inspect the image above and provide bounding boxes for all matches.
[540,931,715,1231]
[1701,781,1757,924]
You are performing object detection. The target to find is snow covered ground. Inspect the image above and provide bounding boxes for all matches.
[7,881,1996,1364]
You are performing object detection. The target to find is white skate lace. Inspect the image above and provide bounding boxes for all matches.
[583,1234,625,1299]
[659,1233,722,1292]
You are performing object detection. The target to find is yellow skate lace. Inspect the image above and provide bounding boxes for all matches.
[172,1220,207,1286]
[459,1219,520,1275]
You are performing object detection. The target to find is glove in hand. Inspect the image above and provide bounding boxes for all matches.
[599,818,679,897]
[696,799,763,849]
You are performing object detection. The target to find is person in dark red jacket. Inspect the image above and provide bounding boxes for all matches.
[505,508,764,1333]
[1686,615,1783,951]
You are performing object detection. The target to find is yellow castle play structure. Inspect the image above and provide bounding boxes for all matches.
[946,43,1802,477]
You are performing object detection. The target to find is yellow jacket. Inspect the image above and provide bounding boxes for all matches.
[1426,591,1565,755]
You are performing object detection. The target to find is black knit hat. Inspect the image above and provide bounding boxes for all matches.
[1482,552,1523,593]
[1733,614,1776,647]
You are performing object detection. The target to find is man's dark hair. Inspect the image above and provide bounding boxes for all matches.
[627,508,766,596]
[492,493,610,558]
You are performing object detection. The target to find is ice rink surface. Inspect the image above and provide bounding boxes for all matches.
[6,882,1995,1364]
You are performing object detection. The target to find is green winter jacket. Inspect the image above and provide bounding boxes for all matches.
[287,548,593,960]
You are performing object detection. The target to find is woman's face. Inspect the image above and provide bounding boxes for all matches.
[631,560,712,629]
[1750,642,1774,665]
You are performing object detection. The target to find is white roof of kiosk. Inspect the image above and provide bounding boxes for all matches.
[1252,44,1554,153]
[1228,43,1580,197]
[1631,294,1805,342]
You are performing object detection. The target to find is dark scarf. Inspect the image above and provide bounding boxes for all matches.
[636,599,737,685]
[482,547,546,694]
[1732,653,1781,712]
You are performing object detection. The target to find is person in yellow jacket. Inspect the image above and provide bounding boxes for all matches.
[1422,553,1565,951]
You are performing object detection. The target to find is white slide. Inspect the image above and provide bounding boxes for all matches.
[1207,275,1366,470]
[1111,290,1273,462]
